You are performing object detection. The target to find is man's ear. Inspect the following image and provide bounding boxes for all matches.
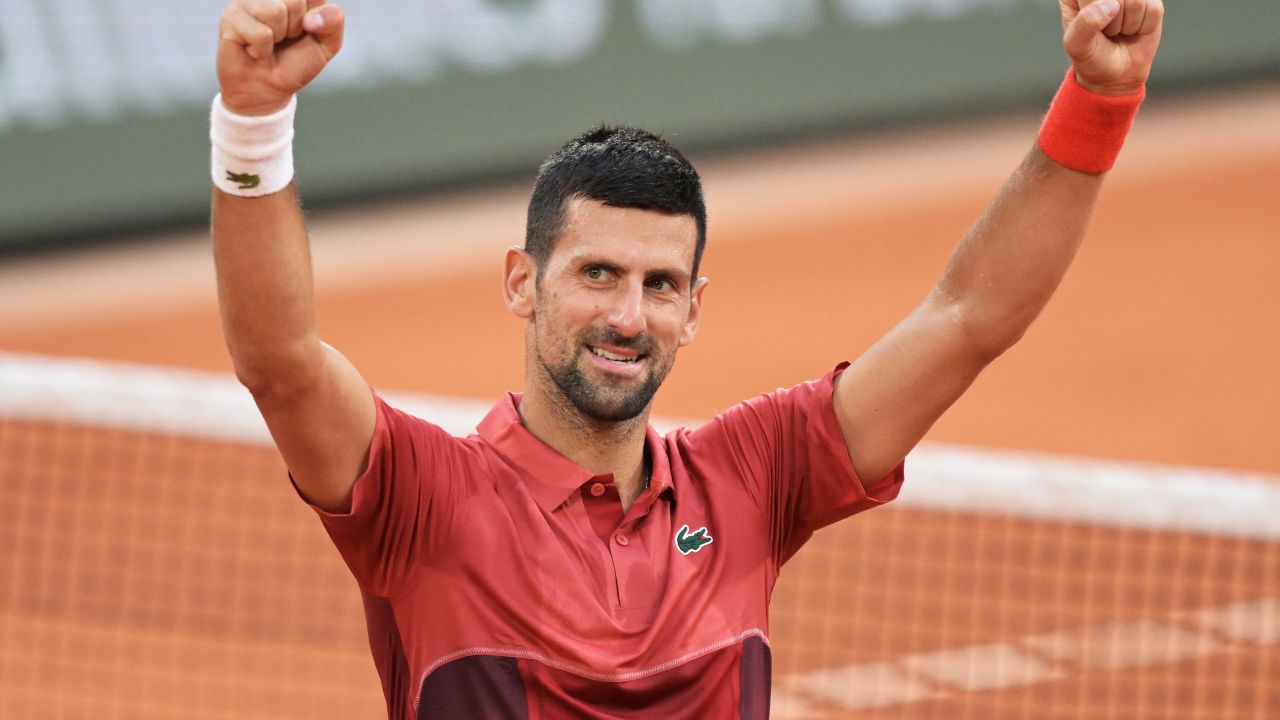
[504,247,537,319]
[679,276,710,347]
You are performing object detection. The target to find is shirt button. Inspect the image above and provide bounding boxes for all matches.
[589,482,606,497]
[615,534,630,547]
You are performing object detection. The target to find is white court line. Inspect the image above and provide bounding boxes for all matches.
[901,444,1280,539]
[784,597,1278,714]
[785,661,940,711]
[900,642,1063,691]
[2,351,1280,539]
[1021,620,1226,670]
[764,690,821,720]
[1185,598,1280,645]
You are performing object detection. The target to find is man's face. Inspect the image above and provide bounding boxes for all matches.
[526,198,706,422]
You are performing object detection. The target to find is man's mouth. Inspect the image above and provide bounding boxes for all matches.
[588,345,646,365]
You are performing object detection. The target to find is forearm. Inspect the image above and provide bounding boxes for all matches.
[211,0,346,394]
[934,145,1103,357]
[212,183,323,393]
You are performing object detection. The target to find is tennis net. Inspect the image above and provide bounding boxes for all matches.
[2,351,1276,719]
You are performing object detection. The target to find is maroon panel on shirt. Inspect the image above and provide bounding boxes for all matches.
[410,641,771,719]
[510,639,764,719]
[360,590,414,720]
[418,655,529,720]
[738,636,772,720]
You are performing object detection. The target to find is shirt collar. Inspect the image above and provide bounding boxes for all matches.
[477,392,675,513]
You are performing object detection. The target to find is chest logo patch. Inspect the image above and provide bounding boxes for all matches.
[675,524,714,555]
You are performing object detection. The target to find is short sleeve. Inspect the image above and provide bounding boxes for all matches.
[293,391,466,597]
[691,363,904,566]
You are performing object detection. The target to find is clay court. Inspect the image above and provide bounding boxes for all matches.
[1,85,1277,718]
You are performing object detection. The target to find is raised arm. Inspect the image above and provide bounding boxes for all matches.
[834,0,1164,484]
[212,0,372,512]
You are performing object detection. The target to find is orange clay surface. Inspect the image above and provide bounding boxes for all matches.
[0,85,1277,719]
[3,88,1278,475]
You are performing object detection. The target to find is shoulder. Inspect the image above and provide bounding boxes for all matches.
[682,363,849,443]
[363,393,498,487]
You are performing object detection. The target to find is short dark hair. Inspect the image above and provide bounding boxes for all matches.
[525,125,707,283]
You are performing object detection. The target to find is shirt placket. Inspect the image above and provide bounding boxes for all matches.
[582,478,660,609]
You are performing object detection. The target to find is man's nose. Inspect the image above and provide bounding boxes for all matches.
[605,280,646,338]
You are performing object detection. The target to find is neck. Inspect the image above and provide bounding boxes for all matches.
[517,384,651,511]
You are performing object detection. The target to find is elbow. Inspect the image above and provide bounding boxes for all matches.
[231,359,276,398]
[980,323,1030,360]
[227,337,324,400]
[968,308,1031,360]
[929,288,1029,364]
[230,355,282,399]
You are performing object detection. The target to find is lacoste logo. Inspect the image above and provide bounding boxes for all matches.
[225,171,261,190]
[674,524,713,555]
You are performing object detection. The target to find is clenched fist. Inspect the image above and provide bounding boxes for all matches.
[1059,0,1164,96]
[217,0,346,116]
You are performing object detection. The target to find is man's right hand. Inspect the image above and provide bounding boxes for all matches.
[217,0,345,116]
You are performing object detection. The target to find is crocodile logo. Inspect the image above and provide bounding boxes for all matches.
[225,171,261,190]
[674,524,713,555]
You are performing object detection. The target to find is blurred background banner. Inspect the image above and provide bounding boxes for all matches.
[3,3,1279,718]
[1,0,1276,245]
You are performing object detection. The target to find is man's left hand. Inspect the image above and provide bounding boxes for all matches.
[1059,0,1164,96]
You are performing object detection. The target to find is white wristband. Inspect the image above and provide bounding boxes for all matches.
[210,94,296,197]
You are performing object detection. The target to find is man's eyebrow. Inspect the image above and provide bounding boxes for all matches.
[647,266,692,285]
[578,258,625,272]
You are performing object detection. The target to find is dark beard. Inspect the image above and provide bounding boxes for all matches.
[539,328,667,422]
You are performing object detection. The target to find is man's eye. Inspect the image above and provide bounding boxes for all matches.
[647,278,672,291]
[585,267,605,280]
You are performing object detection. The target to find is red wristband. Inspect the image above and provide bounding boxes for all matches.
[1038,68,1145,174]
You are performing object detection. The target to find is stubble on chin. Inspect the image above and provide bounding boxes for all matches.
[535,329,668,423]
[544,350,660,423]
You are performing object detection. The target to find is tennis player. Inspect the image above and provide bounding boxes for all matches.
[211,0,1163,717]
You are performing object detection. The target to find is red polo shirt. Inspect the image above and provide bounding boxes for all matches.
[306,364,903,719]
